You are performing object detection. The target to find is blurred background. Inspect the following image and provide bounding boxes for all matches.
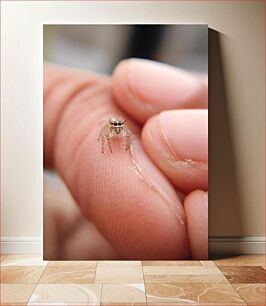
[44,25,208,74]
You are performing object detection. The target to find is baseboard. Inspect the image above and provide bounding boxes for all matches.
[0,237,42,254]
[209,236,265,255]
[0,236,265,255]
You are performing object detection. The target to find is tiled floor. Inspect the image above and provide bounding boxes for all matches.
[0,254,265,305]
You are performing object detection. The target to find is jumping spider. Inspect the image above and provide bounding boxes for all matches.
[97,117,131,153]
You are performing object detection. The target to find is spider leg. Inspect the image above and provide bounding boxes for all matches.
[106,135,113,153]
[97,134,105,154]
[101,136,105,154]
[98,123,109,154]
[121,126,131,151]
[97,125,105,141]
[125,128,131,151]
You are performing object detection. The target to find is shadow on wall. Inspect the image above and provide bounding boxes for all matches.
[208,29,244,254]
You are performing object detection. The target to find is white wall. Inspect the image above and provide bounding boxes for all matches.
[1,1,265,254]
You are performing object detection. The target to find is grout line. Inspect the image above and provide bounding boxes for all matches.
[26,261,49,304]
[99,283,104,304]
[100,284,103,305]
[94,260,98,282]
[141,261,148,305]
[230,283,266,306]
[224,282,248,305]
[95,260,103,304]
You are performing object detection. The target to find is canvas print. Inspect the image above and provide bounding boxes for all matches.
[43,25,208,260]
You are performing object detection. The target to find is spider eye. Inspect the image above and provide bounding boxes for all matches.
[114,122,117,126]
[118,122,122,126]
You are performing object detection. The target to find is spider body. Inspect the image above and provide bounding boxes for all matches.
[98,117,131,153]
[109,118,124,134]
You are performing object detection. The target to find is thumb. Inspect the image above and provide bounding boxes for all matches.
[113,58,208,123]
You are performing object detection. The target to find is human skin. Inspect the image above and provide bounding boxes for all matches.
[44,59,208,260]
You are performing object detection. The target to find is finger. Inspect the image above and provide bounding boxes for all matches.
[44,64,190,259]
[184,190,208,259]
[112,58,208,123]
[141,109,208,193]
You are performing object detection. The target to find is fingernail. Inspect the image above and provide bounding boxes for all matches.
[128,59,203,109]
[159,109,208,162]
[129,139,185,225]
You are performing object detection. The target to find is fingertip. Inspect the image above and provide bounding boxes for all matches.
[112,59,128,111]
[113,59,208,123]
[142,110,208,193]
[113,59,150,123]
[159,109,208,162]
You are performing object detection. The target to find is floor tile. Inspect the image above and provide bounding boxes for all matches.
[146,304,246,306]
[101,304,146,306]
[1,254,48,267]
[200,260,217,266]
[1,284,36,303]
[98,260,141,267]
[142,260,201,266]
[233,283,266,303]
[39,266,96,284]
[1,304,27,306]
[0,254,7,261]
[28,284,102,305]
[1,266,45,284]
[95,265,144,283]
[245,302,265,306]
[48,260,97,268]
[215,255,265,266]
[143,266,228,283]
[145,283,245,304]
[101,284,146,303]
[219,266,265,283]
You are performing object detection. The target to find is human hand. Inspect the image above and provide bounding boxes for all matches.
[44,59,208,260]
